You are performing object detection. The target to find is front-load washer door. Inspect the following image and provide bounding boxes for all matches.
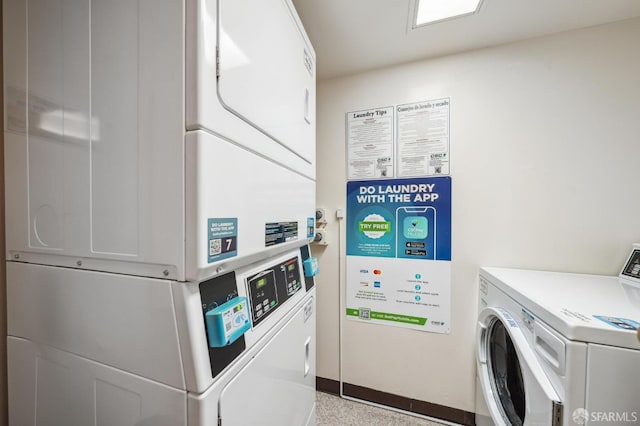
[477,307,563,426]
[217,0,315,164]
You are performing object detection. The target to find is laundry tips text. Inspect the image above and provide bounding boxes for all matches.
[356,183,439,203]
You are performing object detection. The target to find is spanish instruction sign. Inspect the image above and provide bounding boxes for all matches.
[397,98,450,177]
[347,106,394,179]
[345,177,452,333]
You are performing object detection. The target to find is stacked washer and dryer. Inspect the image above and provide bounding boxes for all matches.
[4,0,317,425]
[476,248,640,426]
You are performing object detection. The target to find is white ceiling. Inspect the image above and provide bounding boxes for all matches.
[291,0,640,80]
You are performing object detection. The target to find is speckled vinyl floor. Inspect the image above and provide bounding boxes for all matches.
[316,392,447,426]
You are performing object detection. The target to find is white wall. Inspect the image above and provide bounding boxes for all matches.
[1,13,7,425]
[312,17,640,413]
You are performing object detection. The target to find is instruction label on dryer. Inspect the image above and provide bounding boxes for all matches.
[265,221,298,247]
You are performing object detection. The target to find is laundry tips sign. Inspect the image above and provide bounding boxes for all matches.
[345,177,452,333]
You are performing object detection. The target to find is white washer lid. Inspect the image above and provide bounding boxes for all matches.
[481,267,640,350]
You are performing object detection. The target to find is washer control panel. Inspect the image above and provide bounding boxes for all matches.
[621,244,640,283]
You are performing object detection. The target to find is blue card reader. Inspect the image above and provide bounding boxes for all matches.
[303,256,320,277]
[205,296,251,347]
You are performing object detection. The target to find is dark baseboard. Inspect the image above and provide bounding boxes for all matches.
[316,377,475,426]
[316,376,341,395]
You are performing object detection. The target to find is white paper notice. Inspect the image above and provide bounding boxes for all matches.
[397,98,450,177]
[347,107,394,179]
[345,256,451,334]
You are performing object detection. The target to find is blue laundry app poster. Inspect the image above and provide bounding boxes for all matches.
[346,177,451,260]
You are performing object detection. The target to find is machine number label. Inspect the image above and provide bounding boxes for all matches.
[208,218,238,263]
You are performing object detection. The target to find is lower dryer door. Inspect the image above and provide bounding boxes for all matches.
[217,294,316,426]
[477,307,562,426]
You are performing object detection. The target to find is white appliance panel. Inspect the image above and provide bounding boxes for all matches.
[91,0,140,255]
[4,0,185,278]
[8,337,186,426]
[218,295,316,426]
[585,343,640,417]
[218,0,316,163]
[186,131,315,281]
[7,262,185,389]
[185,0,316,181]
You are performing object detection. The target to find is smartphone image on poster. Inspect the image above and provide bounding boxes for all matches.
[395,206,436,259]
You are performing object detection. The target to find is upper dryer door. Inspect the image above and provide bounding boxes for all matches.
[217,0,315,164]
[186,0,316,179]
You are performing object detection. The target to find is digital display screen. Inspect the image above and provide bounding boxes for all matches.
[288,263,296,271]
[622,249,640,279]
[256,278,267,289]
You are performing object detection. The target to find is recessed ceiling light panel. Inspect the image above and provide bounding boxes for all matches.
[413,0,483,28]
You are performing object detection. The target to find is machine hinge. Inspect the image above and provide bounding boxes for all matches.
[216,46,220,78]
[552,401,564,426]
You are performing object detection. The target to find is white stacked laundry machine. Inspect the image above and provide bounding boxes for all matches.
[3,0,318,424]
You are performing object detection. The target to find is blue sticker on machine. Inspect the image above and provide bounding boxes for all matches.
[208,218,238,263]
[307,217,315,239]
[593,315,640,331]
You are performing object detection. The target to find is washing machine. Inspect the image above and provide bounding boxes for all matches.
[475,263,640,426]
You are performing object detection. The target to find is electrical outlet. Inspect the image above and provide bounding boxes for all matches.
[316,208,327,224]
[312,229,328,245]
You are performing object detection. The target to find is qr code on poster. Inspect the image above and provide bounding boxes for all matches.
[359,308,371,320]
[209,238,222,256]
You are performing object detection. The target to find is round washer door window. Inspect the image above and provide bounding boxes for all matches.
[487,319,526,425]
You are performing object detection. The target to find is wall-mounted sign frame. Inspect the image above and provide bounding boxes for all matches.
[346,98,450,181]
[345,177,452,333]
